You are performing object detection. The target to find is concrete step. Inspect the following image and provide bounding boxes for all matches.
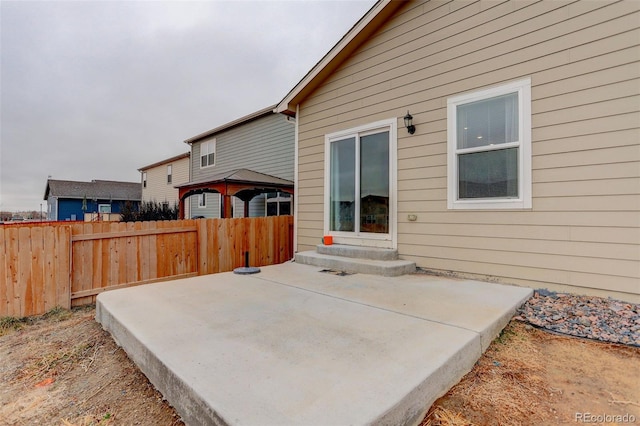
[295,250,416,277]
[316,244,399,261]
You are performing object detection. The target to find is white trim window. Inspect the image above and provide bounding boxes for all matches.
[200,140,216,168]
[447,78,532,209]
[266,192,292,216]
[198,193,206,208]
[142,172,147,188]
[167,164,172,184]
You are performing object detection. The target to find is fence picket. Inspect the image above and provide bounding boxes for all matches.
[56,225,71,310]
[0,227,6,315]
[6,228,18,317]
[125,222,137,284]
[30,226,44,314]
[43,226,56,312]
[117,222,128,286]
[17,227,32,316]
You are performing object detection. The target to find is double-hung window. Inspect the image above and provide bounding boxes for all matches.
[447,78,531,209]
[167,164,172,184]
[200,140,216,168]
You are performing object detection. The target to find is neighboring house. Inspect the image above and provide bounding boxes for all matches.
[44,179,141,221]
[138,152,190,218]
[276,0,640,302]
[176,105,294,219]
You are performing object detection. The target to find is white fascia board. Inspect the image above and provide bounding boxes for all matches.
[275,0,391,116]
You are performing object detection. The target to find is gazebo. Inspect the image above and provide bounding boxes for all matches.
[176,168,293,219]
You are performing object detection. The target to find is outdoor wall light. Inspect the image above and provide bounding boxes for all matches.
[404,111,416,135]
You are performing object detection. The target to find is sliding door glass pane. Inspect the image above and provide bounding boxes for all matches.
[458,148,518,199]
[360,131,389,233]
[330,137,355,232]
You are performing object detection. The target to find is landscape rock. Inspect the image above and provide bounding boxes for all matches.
[516,290,640,347]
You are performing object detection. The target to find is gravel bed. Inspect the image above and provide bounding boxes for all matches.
[514,289,640,347]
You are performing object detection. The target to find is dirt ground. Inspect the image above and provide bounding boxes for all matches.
[1,307,638,426]
[422,321,640,426]
[0,306,183,426]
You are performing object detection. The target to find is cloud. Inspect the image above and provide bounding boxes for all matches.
[0,0,375,211]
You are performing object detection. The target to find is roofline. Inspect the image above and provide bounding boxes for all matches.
[46,195,142,201]
[44,178,142,200]
[184,104,278,145]
[46,178,141,185]
[175,173,293,189]
[138,152,190,172]
[275,0,404,116]
[175,178,293,190]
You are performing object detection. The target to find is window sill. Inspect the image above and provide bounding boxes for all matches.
[448,199,531,210]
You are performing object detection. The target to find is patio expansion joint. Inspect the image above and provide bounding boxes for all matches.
[249,274,480,336]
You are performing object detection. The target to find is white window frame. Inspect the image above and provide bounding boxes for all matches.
[98,204,112,214]
[323,118,397,249]
[167,164,172,184]
[200,139,216,168]
[447,78,532,210]
[266,192,292,217]
[198,193,206,208]
[142,172,147,188]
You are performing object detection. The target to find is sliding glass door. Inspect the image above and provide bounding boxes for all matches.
[326,119,395,246]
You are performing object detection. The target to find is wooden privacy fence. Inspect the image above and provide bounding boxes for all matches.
[0,216,293,317]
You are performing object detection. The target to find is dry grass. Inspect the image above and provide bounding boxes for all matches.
[0,305,183,426]
[0,315,30,336]
[0,306,72,337]
[8,307,102,386]
[421,320,640,425]
[423,406,472,426]
[422,322,557,426]
[60,413,115,426]
[20,334,102,383]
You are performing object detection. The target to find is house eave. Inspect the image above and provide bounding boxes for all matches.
[275,0,403,116]
[185,104,278,145]
[138,152,190,172]
[176,178,293,190]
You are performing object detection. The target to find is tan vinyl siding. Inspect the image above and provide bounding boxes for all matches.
[141,156,190,217]
[295,0,640,301]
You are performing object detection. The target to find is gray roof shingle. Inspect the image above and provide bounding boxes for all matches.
[175,168,293,189]
[44,179,142,201]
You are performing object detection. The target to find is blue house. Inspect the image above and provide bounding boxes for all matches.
[44,179,141,221]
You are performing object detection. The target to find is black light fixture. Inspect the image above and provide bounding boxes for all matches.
[404,111,416,135]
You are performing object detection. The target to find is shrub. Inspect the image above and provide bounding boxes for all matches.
[120,201,179,222]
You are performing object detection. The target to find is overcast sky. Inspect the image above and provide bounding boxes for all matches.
[0,0,375,212]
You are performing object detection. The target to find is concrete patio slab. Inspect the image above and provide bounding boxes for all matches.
[257,263,532,351]
[96,262,532,426]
